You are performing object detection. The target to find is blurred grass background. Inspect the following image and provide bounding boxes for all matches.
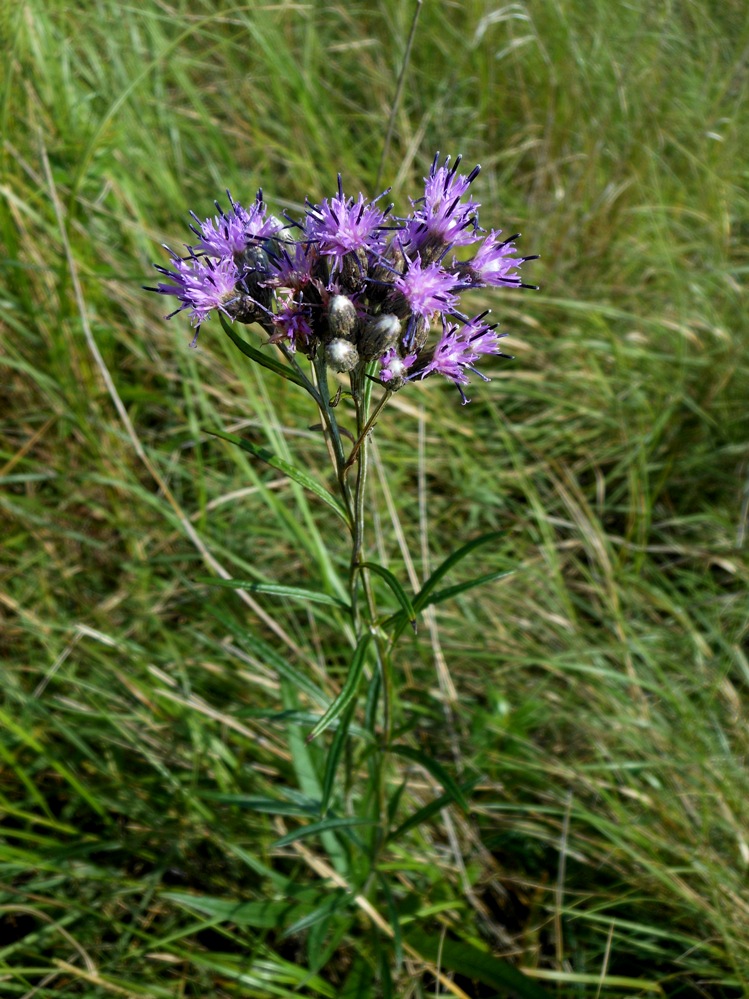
[1,0,748,995]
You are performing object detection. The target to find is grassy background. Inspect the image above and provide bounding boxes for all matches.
[2,0,748,995]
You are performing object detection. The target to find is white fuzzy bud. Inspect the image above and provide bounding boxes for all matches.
[325,338,360,373]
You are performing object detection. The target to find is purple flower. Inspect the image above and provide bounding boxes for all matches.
[154,251,240,333]
[404,153,482,253]
[462,230,527,287]
[415,313,504,403]
[270,295,314,351]
[390,254,461,319]
[193,192,281,259]
[379,347,417,384]
[266,239,318,290]
[306,178,388,272]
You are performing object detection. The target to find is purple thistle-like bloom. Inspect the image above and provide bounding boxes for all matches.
[415,313,502,402]
[271,296,314,351]
[462,230,525,287]
[155,251,240,330]
[391,254,461,319]
[405,153,482,252]
[306,180,387,272]
[194,192,281,259]
[266,239,318,290]
[379,347,417,384]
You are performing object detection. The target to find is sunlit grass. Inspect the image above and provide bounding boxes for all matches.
[1,0,748,995]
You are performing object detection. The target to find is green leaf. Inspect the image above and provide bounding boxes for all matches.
[210,609,330,708]
[360,562,417,631]
[389,745,469,813]
[273,816,374,848]
[220,313,308,389]
[414,530,505,612]
[207,428,350,525]
[163,891,313,929]
[197,576,349,609]
[321,700,357,815]
[389,777,481,842]
[406,930,551,999]
[377,874,403,971]
[339,956,374,998]
[306,633,371,743]
[422,568,516,609]
[197,794,317,817]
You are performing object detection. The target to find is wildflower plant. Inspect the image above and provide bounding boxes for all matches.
[148,154,538,989]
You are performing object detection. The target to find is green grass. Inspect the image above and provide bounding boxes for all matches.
[2,0,748,995]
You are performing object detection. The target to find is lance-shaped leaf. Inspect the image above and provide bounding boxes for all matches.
[389,777,481,841]
[390,745,469,813]
[219,313,309,390]
[197,576,349,609]
[414,530,505,611]
[359,561,417,632]
[207,428,350,526]
[306,633,371,743]
[273,816,374,848]
[405,930,551,999]
[321,699,357,815]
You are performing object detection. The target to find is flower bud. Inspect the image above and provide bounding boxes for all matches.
[326,337,360,373]
[327,295,358,341]
[359,313,400,361]
[339,248,368,293]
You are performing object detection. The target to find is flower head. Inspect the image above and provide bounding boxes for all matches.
[153,251,240,331]
[379,347,417,384]
[403,153,482,255]
[192,191,281,259]
[390,254,461,320]
[414,313,505,403]
[306,178,388,272]
[460,230,530,288]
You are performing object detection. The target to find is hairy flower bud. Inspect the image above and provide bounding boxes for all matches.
[359,313,401,362]
[326,337,360,373]
[327,295,358,341]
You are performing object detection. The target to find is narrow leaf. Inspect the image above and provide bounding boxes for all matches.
[389,777,481,842]
[422,568,516,608]
[197,576,348,609]
[321,700,356,815]
[220,313,307,388]
[207,428,349,525]
[163,891,312,929]
[414,530,505,612]
[390,745,469,812]
[339,956,374,998]
[273,816,374,848]
[406,930,551,999]
[360,561,417,631]
[307,633,371,743]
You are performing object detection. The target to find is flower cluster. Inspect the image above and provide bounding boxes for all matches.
[148,154,536,402]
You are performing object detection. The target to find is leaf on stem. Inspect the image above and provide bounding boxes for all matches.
[306,633,371,743]
[219,313,308,389]
[273,815,375,848]
[389,744,469,813]
[405,930,552,999]
[197,576,349,609]
[414,530,506,612]
[359,561,417,631]
[207,428,350,525]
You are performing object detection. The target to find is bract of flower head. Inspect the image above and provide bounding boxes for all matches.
[306,179,389,274]
[154,251,240,329]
